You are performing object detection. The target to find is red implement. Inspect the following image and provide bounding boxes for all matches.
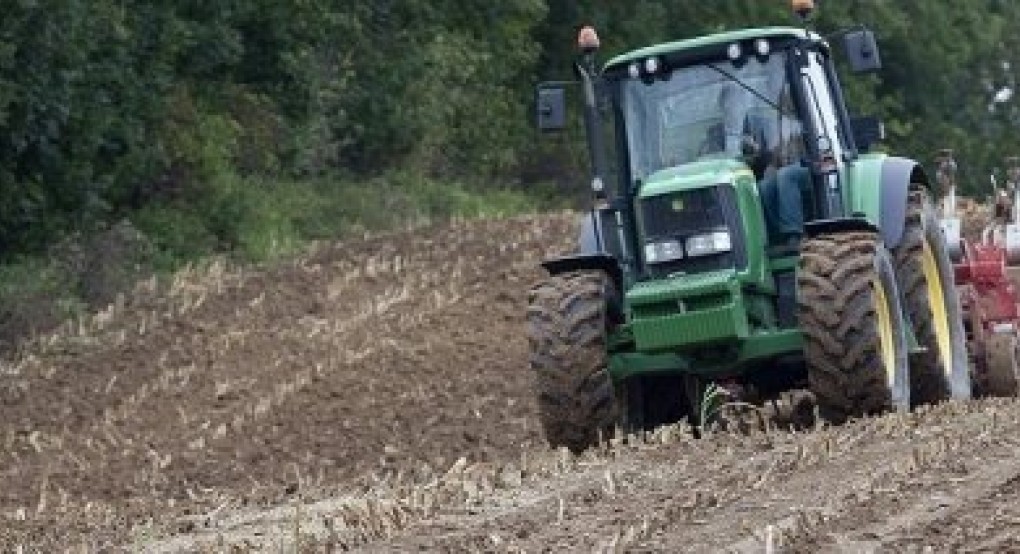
[954,239,1020,396]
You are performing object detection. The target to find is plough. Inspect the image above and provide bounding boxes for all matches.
[940,154,1020,396]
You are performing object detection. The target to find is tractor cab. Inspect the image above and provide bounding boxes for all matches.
[538,24,885,289]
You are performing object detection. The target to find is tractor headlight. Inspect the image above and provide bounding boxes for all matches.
[727,42,743,61]
[686,231,732,257]
[644,56,661,74]
[644,239,684,264]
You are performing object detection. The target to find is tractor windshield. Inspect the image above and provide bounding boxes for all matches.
[621,52,804,181]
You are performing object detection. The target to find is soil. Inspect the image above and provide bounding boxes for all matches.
[3,211,1020,552]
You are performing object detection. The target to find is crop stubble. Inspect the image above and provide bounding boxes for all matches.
[3,212,1020,552]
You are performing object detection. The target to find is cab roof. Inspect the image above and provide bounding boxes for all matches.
[605,27,811,71]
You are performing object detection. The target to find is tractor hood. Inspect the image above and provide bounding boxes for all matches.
[633,157,772,294]
[639,158,754,198]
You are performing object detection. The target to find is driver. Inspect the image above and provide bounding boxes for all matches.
[708,68,809,250]
[745,69,809,249]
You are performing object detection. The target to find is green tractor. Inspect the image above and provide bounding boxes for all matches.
[529,4,971,452]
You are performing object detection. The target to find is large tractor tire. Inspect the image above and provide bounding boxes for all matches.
[798,232,910,423]
[893,190,971,404]
[527,271,617,452]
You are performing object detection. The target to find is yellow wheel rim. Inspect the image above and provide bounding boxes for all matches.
[873,277,897,386]
[922,239,953,379]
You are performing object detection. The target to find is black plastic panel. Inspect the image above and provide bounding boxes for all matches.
[641,186,747,279]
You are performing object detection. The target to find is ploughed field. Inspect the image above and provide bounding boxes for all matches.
[3,212,1020,552]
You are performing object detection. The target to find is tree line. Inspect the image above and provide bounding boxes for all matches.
[1,0,1018,257]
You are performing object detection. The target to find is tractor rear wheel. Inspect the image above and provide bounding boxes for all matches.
[798,232,910,423]
[982,333,1020,397]
[893,190,971,404]
[527,271,617,452]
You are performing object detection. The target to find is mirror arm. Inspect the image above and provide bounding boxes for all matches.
[823,23,867,42]
[576,57,611,202]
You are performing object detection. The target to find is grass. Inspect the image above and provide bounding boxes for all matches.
[0,256,88,352]
[134,170,565,266]
[0,170,569,353]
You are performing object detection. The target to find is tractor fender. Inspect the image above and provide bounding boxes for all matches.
[548,212,622,286]
[542,211,624,315]
[566,210,623,290]
[578,211,601,254]
[541,253,622,288]
[541,253,624,323]
[878,157,929,248]
[804,217,878,238]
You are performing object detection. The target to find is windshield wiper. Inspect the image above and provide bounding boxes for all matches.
[705,63,789,116]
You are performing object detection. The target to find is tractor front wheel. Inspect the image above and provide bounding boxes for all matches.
[798,232,910,422]
[527,271,617,452]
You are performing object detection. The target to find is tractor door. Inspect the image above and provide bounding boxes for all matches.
[793,46,855,220]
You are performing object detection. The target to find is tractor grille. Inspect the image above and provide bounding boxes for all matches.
[640,185,747,279]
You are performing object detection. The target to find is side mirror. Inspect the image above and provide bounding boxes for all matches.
[843,28,882,73]
[850,115,885,152]
[536,83,566,132]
